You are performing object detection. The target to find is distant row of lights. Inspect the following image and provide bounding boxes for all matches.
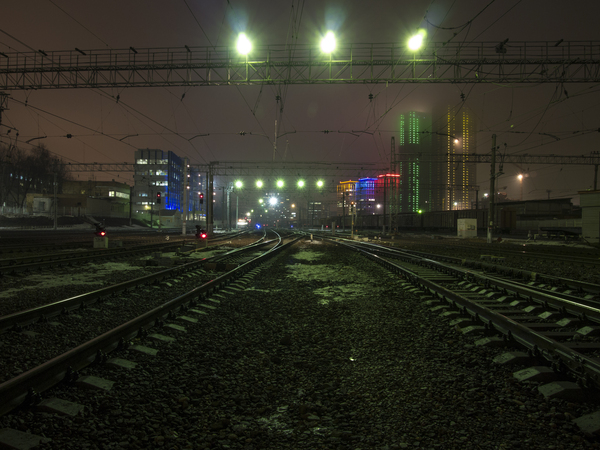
[233,179,325,189]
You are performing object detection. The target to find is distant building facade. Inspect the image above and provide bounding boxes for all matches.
[396,111,437,212]
[27,179,130,217]
[337,180,357,216]
[134,149,191,221]
[440,106,477,210]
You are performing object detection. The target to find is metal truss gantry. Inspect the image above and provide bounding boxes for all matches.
[63,161,390,179]
[63,154,600,175]
[1,41,599,89]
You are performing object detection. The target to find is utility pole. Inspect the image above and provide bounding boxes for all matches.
[208,162,215,234]
[53,172,57,230]
[235,192,239,229]
[390,136,396,231]
[273,119,277,162]
[129,185,133,226]
[227,183,232,230]
[221,186,226,228]
[351,202,355,240]
[382,176,387,234]
[342,191,346,232]
[0,93,8,132]
[182,158,188,236]
[487,134,497,244]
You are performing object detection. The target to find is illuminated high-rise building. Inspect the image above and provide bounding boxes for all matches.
[396,111,434,212]
[439,106,477,210]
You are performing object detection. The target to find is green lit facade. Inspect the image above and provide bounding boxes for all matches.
[397,112,434,212]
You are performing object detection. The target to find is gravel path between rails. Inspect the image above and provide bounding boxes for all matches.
[1,240,599,449]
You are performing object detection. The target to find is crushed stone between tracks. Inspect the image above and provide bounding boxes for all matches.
[1,240,599,449]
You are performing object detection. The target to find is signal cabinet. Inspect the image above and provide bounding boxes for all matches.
[93,236,109,249]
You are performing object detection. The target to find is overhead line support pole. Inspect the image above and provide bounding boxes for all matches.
[487,134,496,244]
[182,159,188,236]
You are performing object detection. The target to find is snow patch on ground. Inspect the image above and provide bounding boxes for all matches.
[286,249,379,304]
[290,250,323,262]
[0,262,141,298]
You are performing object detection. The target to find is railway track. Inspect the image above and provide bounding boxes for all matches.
[0,230,300,420]
[0,227,212,256]
[387,237,600,267]
[0,232,599,448]
[330,237,600,393]
[397,248,600,297]
[0,231,247,277]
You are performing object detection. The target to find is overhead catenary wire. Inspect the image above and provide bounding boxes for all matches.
[47,0,110,48]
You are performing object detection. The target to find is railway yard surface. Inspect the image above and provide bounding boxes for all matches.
[0,231,599,449]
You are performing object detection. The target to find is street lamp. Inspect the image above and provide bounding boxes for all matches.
[518,174,524,201]
[316,180,324,188]
[408,29,426,51]
[276,180,284,188]
[297,180,305,188]
[256,180,263,188]
[269,197,278,206]
[236,33,251,55]
[320,31,336,53]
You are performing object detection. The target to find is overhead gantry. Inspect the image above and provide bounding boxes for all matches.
[0,40,598,89]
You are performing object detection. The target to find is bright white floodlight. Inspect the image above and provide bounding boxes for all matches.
[269,197,278,206]
[320,31,336,53]
[237,33,252,55]
[408,29,426,51]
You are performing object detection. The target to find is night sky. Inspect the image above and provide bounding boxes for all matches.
[1,0,599,202]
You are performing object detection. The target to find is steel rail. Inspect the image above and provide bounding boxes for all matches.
[341,240,600,318]
[0,241,178,267]
[0,233,273,333]
[0,231,248,276]
[0,231,301,417]
[397,247,600,295]
[330,237,600,389]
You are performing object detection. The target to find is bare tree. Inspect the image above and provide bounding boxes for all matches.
[0,144,71,211]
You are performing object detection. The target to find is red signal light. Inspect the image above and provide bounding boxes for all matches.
[200,232,207,239]
[94,223,106,237]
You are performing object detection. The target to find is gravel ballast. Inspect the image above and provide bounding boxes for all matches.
[1,239,599,449]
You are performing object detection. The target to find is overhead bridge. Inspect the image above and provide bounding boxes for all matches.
[0,40,599,89]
